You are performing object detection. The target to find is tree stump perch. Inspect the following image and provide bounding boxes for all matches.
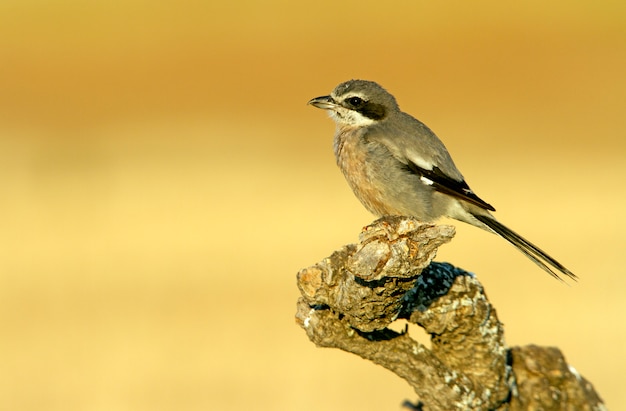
[295,216,605,411]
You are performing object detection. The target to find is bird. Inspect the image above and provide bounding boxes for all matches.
[308,79,577,281]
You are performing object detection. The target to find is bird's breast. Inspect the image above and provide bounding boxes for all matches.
[333,128,397,216]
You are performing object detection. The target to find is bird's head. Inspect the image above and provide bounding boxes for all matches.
[308,80,399,127]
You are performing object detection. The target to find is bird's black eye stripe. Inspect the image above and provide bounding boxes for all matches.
[344,96,386,120]
[360,103,386,120]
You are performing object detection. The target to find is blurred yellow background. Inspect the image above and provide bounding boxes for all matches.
[1,1,625,410]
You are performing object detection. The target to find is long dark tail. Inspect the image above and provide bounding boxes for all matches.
[473,214,577,282]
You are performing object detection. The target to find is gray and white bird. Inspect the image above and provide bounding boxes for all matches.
[308,79,576,281]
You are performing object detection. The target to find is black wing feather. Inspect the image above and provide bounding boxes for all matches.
[404,161,495,211]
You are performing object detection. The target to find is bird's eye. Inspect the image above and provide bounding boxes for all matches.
[346,96,364,107]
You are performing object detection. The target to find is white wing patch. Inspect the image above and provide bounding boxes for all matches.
[420,176,434,186]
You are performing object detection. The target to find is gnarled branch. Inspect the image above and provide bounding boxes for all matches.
[295,216,605,411]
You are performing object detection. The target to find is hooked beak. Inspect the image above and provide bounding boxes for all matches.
[308,95,337,110]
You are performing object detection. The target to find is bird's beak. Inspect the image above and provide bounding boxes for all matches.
[308,95,337,110]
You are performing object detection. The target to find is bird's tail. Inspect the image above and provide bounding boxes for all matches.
[472,214,577,282]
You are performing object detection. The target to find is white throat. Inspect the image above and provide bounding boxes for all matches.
[328,108,376,127]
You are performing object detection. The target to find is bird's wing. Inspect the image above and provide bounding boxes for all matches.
[367,117,496,212]
[402,161,495,211]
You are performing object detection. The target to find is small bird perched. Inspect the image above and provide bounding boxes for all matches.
[308,79,576,281]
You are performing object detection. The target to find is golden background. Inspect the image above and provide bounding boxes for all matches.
[1,1,625,410]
